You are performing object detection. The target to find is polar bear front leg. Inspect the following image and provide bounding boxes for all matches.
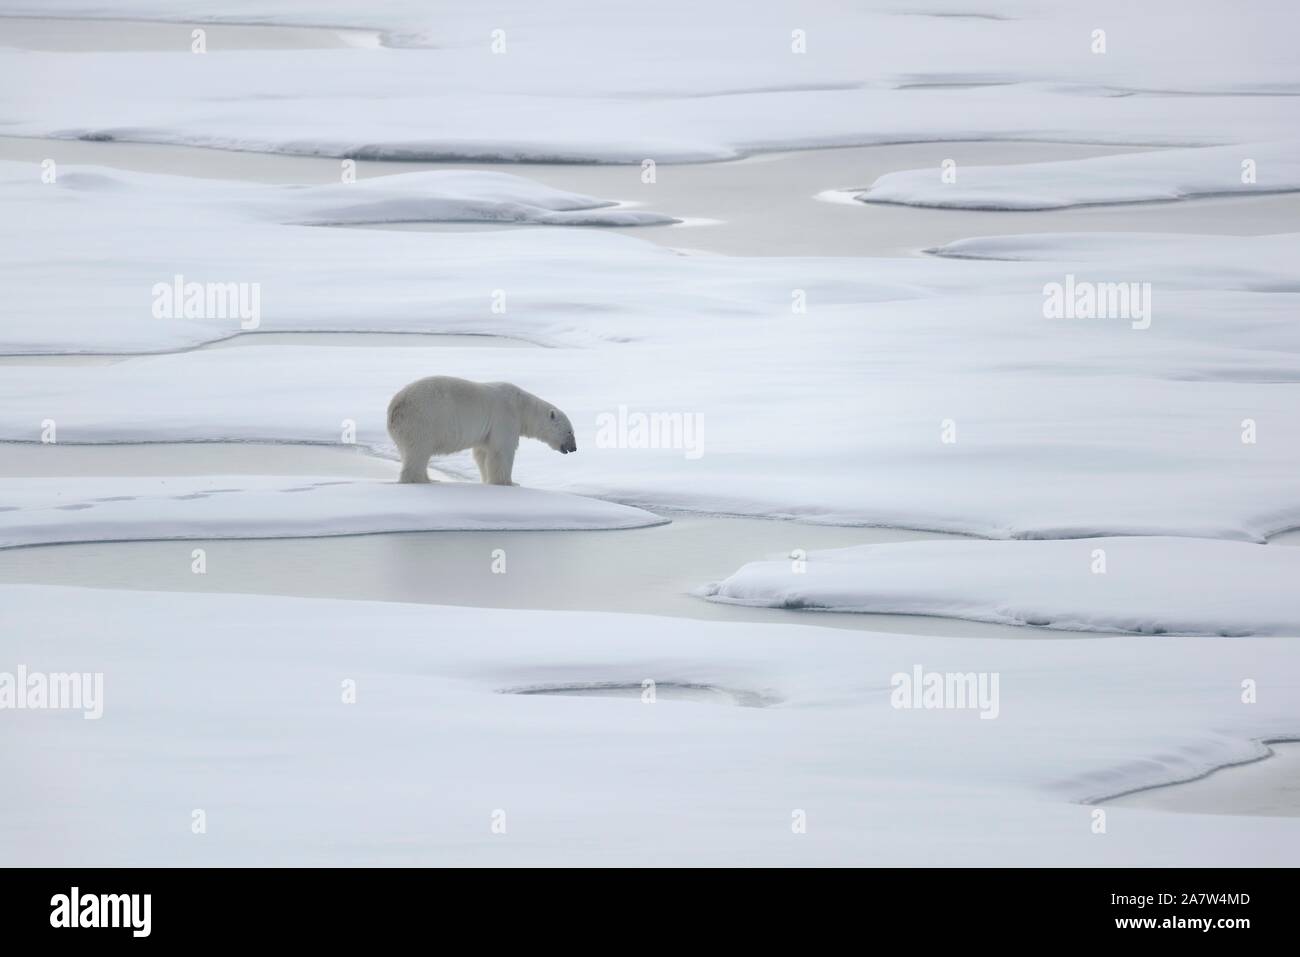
[479,442,518,486]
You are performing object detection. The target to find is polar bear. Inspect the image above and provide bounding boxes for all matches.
[387,376,577,485]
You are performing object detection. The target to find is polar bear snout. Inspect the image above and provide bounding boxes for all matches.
[544,406,577,455]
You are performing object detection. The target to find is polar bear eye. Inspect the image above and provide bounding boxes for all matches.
[549,410,557,420]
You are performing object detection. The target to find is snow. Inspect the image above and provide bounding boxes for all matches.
[2,159,690,354]
[1,2,1299,162]
[8,159,1298,350]
[2,0,1299,867]
[6,336,1299,541]
[859,142,1300,210]
[928,230,1300,277]
[0,476,665,549]
[5,165,1299,539]
[702,537,1300,636]
[20,162,674,227]
[3,585,1299,865]
[250,169,677,227]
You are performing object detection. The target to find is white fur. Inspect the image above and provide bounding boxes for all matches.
[387,376,577,485]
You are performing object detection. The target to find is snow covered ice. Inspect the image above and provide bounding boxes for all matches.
[703,537,1300,636]
[1,0,1299,871]
[5,585,1300,866]
[859,142,1300,210]
[0,476,665,549]
[4,1,1300,160]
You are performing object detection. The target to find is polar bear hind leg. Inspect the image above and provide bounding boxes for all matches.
[389,394,435,484]
[397,439,434,483]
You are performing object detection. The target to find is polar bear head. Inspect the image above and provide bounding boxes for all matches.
[542,405,578,454]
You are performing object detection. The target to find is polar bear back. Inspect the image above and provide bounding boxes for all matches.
[387,376,527,456]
